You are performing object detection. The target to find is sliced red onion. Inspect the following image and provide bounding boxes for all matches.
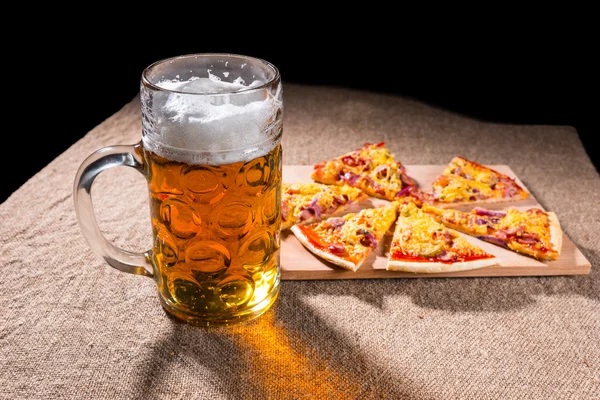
[312,206,322,219]
[473,207,506,217]
[365,175,377,188]
[475,218,489,225]
[438,251,455,261]
[396,186,412,197]
[359,231,377,248]
[310,196,320,208]
[332,195,342,205]
[328,243,347,255]
[373,165,389,178]
[477,235,510,249]
[396,185,419,198]
[326,218,346,229]
[310,197,321,219]
[442,231,455,246]
[343,172,360,185]
[298,209,314,221]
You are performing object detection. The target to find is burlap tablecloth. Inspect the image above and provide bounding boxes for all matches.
[1,83,598,399]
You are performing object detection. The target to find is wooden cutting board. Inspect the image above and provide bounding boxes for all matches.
[280,165,592,280]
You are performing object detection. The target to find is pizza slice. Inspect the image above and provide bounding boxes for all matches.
[281,182,368,230]
[428,156,529,207]
[311,142,417,201]
[290,202,399,272]
[421,203,563,261]
[386,201,499,273]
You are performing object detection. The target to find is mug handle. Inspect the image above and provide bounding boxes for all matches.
[73,142,153,277]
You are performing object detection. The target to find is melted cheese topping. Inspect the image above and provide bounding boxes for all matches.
[444,156,499,186]
[390,202,493,261]
[432,175,493,202]
[311,143,412,200]
[281,183,367,230]
[432,157,528,203]
[422,204,558,260]
[499,209,548,237]
[498,209,557,258]
[298,203,398,263]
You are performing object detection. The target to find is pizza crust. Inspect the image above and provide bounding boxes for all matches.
[386,256,499,274]
[547,211,563,256]
[432,196,528,209]
[290,225,363,272]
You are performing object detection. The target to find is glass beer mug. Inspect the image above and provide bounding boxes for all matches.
[73,54,283,326]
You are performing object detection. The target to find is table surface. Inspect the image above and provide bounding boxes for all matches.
[1,83,598,399]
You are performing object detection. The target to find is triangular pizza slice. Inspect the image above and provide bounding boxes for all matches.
[387,201,499,273]
[421,203,562,261]
[311,142,418,201]
[428,156,529,207]
[291,202,398,272]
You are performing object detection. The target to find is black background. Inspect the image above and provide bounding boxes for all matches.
[5,18,597,204]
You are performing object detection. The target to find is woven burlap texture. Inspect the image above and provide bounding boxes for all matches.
[1,83,598,399]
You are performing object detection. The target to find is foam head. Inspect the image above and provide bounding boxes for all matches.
[141,55,283,165]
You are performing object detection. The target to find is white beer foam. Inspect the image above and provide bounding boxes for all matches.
[144,74,282,165]
[157,72,263,93]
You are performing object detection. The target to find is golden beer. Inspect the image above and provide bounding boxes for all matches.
[73,54,283,326]
[141,143,282,324]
